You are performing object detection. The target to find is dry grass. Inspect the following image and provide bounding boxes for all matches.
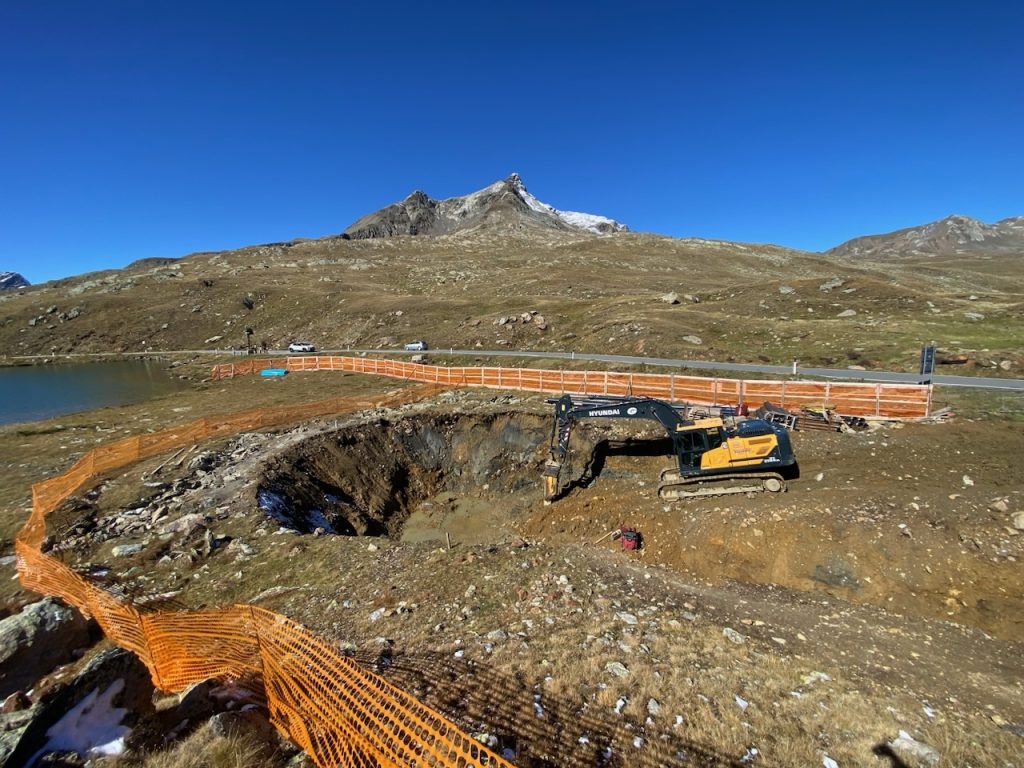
[107,722,296,768]
[936,386,1024,421]
[2,228,1021,372]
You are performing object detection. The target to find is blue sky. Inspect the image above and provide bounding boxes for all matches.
[2,1,1022,284]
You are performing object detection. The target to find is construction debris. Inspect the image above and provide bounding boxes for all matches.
[753,402,868,433]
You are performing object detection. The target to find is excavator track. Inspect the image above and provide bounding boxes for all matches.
[658,470,786,500]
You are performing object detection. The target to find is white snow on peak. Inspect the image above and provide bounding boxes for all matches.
[557,209,624,234]
[508,174,626,234]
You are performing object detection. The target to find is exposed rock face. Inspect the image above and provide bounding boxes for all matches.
[827,215,1024,259]
[0,272,29,291]
[343,173,628,239]
[0,598,92,699]
[2,647,154,766]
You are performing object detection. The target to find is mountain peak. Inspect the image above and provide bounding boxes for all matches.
[0,271,30,291]
[343,175,627,239]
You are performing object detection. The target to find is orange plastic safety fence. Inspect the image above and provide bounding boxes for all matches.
[211,355,933,418]
[15,383,515,768]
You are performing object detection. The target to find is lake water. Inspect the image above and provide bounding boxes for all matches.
[0,360,188,426]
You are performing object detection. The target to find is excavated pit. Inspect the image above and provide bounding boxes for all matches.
[259,411,551,544]
[281,405,1024,644]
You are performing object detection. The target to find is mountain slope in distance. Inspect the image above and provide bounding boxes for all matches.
[827,214,1024,259]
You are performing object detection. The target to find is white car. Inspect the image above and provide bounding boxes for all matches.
[288,342,316,353]
[404,340,428,351]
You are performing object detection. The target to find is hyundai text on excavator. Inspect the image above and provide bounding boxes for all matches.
[542,394,798,501]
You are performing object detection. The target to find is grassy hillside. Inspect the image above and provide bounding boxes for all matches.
[1,230,1021,372]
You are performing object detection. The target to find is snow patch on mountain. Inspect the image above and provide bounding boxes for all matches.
[509,173,626,235]
[0,272,30,291]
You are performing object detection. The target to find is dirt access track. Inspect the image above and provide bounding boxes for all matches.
[41,385,1024,765]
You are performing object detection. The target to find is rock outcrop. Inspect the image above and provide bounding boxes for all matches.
[1,647,154,766]
[0,598,92,699]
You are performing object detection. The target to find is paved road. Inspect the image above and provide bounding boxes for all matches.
[8,348,1023,391]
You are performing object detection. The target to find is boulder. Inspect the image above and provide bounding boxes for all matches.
[2,648,153,767]
[0,599,92,699]
[159,513,208,536]
[836,309,857,318]
[174,679,220,722]
[209,709,278,748]
[888,730,940,766]
[604,661,629,678]
[111,543,145,557]
[661,292,679,305]
[722,627,746,644]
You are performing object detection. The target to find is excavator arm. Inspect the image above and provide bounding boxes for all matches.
[544,394,692,499]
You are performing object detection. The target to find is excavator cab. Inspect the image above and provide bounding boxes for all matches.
[675,426,712,472]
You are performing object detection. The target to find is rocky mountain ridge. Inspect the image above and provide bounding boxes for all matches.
[342,173,628,239]
[0,272,30,291]
[827,214,1024,260]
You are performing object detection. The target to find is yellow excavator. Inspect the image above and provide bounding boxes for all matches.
[542,394,798,501]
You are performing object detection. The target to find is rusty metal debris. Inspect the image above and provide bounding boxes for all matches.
[754,401,868,433]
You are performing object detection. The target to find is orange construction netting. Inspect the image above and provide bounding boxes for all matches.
[16,384,515,768]
[211,355,933,419]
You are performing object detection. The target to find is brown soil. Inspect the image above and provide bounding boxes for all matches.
[524,420,1023,640]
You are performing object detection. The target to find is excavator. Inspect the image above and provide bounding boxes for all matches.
[542,394,798,501]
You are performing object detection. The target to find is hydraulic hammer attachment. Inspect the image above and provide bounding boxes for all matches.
[542,460,562,500]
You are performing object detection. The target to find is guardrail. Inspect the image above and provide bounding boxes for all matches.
[211,356,933,418]
[16,384,514,768]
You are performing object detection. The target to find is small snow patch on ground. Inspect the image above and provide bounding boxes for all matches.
[258,490,335,533]
[29,679,130,764]
[258,489,291,524]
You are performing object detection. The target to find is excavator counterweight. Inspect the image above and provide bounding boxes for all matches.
[543,394,798,501]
